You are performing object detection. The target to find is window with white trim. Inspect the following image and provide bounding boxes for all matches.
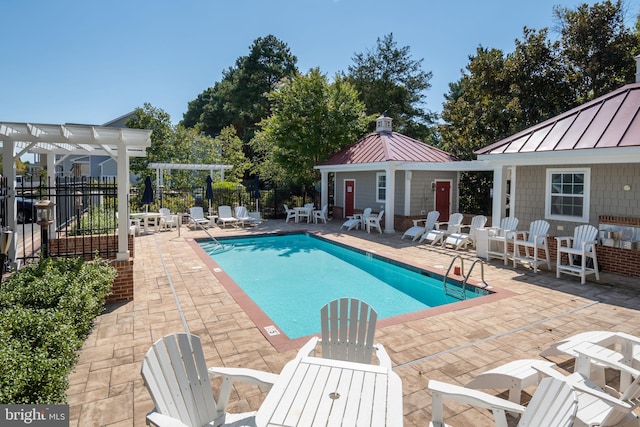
[376,172,386,203]
[545,168,590,222]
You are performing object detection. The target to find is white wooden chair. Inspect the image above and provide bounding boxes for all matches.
[313,204,328,223]
[340,207,372,231]
[158,208,179,231]
[428,376,577,427]
[486,217,519,265]
[188,207,210,229]
[556,224,600,284]
[217,206,239,228]
[141,333,278,427]
[402,210,440,241]
[443,215,487,250]
[296,297,392,368]
[283,204,296,223]
[420,212,464,245]
[512,220,551,273]
[535,344,640,427]
[365,210,384,233]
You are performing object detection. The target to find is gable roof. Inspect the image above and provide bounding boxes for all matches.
[476,83,640,156]
[318,131,460,166]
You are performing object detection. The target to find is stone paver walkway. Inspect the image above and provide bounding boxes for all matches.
[67,219,640,426]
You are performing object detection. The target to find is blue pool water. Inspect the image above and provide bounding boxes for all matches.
[199,233,490,339]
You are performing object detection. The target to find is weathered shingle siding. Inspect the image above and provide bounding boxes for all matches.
[515,163,640,235]
[407,171,458,216]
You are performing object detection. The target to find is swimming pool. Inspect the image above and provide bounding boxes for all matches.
[198,233,492,340]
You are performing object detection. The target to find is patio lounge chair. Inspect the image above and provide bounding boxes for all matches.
[401,210,439,241]
[141,333,278,427]
[340,207,372,231]
[556,224,600,284]
[188,207,209,229]
[428,376,578,427]
[443,214,487,250]
[234,206,257,227]
[217,206,239,228]
[296,297,392,368]
[512,219,551,273]
[486,217,519,265]
[420,212,464,245]
[365,210,384,233]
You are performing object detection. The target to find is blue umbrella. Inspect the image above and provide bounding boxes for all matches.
[141,175,154,212]
[205,175,214,212]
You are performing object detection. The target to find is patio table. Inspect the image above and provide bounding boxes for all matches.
[294,206,313,223]
[130,212,162,234]
[255,356,403,426]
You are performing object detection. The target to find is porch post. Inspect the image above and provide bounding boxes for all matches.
[116,144,130,261]
[403,170,411,216]
[491,166,504,226]
[320,170,329,210]
[384,165,396,233]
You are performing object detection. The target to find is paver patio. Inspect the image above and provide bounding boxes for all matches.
[67,219,640,426]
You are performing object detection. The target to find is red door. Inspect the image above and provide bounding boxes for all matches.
[344,180,355,217]
[435,181,451,220]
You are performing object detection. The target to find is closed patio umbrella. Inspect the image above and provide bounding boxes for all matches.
[205,175,214,213]
[141,175,154,212]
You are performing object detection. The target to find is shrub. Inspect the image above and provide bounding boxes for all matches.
[0,257,116,403]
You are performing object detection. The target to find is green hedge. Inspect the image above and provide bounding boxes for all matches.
[0,257,116,404]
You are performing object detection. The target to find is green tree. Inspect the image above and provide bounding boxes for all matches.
[555,0,638,103]
[126,103,173,181]
[347,33,437,142]
[217,125,250,182]
[182,35,298,145]
[250,69,372,187]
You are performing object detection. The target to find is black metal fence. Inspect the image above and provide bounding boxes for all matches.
[0,175,333,268]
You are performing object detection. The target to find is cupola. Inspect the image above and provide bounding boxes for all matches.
[376,114,393,134]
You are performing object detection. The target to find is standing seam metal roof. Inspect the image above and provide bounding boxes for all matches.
[476,83,640,156]
[318,131,460,165]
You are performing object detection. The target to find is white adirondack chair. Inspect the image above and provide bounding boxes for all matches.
[313,204,328,223]
[402,210,440,241]
[512,220,551,273]
[283,204,296,223]
[428,376,578,427]
[486,217,519,265]
[443,215,487,250]
[141,333,278,427]
[158,208,179,231]
[365,210,384,233]
[296,297,392,368]
[536,343,640,427]
[420,212,464,245]
[556,224,600,284]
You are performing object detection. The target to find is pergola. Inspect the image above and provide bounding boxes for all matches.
[0,121,152,263]
[147,162,233,191]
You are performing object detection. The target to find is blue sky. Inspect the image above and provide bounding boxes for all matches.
[2,0,639,127]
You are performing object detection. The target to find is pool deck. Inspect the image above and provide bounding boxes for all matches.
[67,219,640,426]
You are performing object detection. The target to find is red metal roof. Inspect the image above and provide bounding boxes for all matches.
[318,131,460,165]
[476,83,640,156]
